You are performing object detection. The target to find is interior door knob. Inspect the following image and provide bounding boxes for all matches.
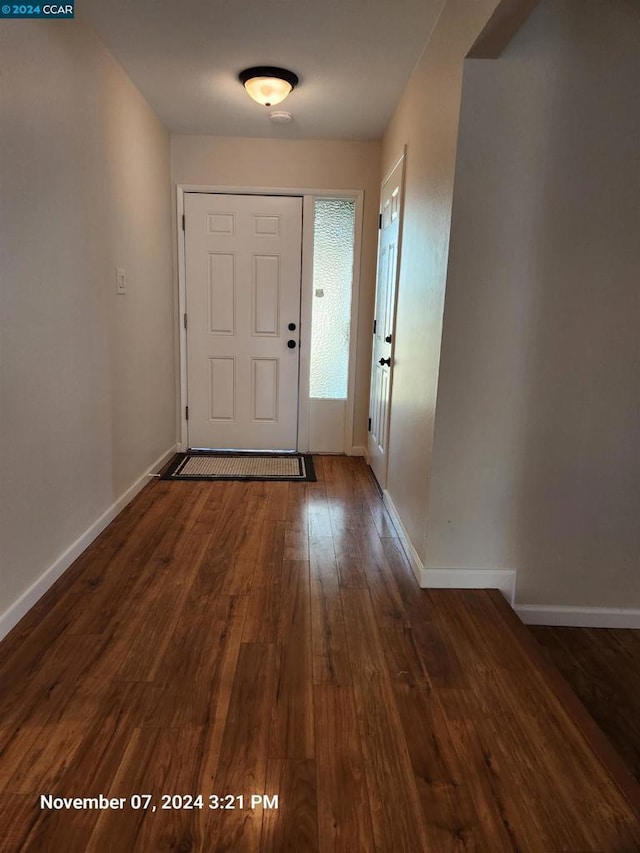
[287,339,297,349]
[379,357,391,366]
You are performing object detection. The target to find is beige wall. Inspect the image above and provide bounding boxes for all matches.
[427,0,640,607]
[171,135,381,449]
[0,19,176,618]
[381,0,500,560]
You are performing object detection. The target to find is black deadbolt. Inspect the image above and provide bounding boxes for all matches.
[288,322,297,331]
[385,334,392,343]
[287,339,297,349]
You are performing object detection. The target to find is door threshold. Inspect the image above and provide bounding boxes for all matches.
[188,447,298,454]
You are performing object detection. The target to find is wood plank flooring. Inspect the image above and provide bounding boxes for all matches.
[530,625,640,784]
[1,456,639,850]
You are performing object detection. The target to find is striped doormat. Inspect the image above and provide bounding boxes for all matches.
[161,452,316,482]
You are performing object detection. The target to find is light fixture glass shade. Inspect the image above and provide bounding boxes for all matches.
[243,76,292,107]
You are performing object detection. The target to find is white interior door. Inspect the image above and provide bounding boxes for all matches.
[368,155,405,487]
[184,193,302,449]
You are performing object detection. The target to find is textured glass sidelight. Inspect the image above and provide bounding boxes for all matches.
[310,198,355,398]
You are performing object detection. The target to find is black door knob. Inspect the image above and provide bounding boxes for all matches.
[287,339,297,349]
[288,322,297,331]
[379,357,391,366]
[385,334,392,343]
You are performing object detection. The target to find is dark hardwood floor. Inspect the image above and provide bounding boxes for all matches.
[530,624,640,784]
[0,455,639,851]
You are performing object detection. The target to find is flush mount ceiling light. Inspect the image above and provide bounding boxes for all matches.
[238,66,299,107]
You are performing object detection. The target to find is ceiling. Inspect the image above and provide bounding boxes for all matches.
[80,0,445,140]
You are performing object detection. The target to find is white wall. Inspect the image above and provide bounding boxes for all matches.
[381,0,500,560]
[171,135,381,449]
[427,0,640,608]
[0,18,176,622]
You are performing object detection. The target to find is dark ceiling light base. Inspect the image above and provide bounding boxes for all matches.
[238,66,299,107]
[238,66,299,88]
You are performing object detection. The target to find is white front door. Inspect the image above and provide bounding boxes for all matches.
[184,193,302,449]
[368,154,405,487]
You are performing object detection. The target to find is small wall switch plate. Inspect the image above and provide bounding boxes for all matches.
[116,268,127,294]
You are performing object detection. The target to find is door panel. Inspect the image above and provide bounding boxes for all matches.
[208,254,235,334]
[185,193,302,449]
[252,255,280,335]
[208,357,235,421]
[368,155,405,487]
[251,358,279,421]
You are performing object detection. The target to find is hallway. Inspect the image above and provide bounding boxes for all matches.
[0,456,638,850]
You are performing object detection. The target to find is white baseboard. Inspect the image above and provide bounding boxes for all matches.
[382,490,516,603]
[423,568,517,605]
[380,489,638,619]
[347,445,366,457]
[516,605,640,629]
[0,444,177,642]
[382,489,426,586]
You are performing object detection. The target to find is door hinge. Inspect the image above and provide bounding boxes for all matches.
[185,405,189,420]
[368,417,372,431]
[373,319,376,334]
[182,213,185,231]
[183,313,187,330]
[379,213,382,229]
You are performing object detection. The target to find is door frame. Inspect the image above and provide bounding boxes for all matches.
[176,184,364,453]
